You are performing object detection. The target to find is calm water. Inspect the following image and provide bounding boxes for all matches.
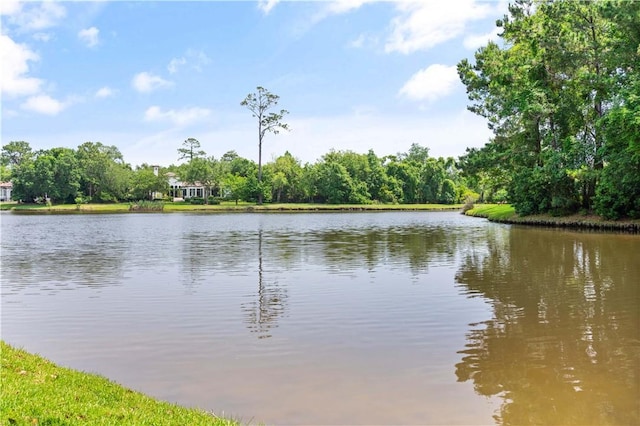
[1,211,638,425]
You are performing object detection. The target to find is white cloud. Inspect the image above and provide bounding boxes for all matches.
[385,0,492,54]
[78,27,100,48]
[463,27,501,50]
[167,57,187,74]
[7,1,66,32]
[399,64,460,102]
[309,0,375,26]
[258,0,280,14]
[131,72,172,93]
[326,0,375,15]
[144,106,212,126]
[0,0,23,16]
[0,34,43,97]
[167,49,210,74]
[20,94,67,115]
[95,86,115,98]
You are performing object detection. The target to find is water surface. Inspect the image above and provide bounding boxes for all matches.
[1,211,637,424]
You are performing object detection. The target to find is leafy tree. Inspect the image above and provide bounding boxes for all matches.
[130,165,169,200]
[266,151,303,202]
[241,86,289,204]
[10,148,81,203]
[315,161,357,204]
[458,0,634,216]
[385,159,420,204]
[76,142,128,202]
[420,158,447,203]
[222,174,246,205]
[184,157,218,203]
[440,179,457,204]
[400,143,430,165]
[459,143,510,202]
[1,141,33,169]
[46,148,81,203]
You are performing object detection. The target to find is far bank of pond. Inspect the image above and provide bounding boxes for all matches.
[2,201,638,232]
[0,201,463,213]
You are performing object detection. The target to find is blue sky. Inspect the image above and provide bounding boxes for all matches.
[2,0,507,167]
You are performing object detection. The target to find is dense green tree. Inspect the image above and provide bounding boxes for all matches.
[458,0,637,216]
[1,141,33,169]
[46,148,82,203]
[385,159,420,204]
[10,148,81,203]
[130,165,169,200]
[76,142,129,202]
[265,151,303,202]
[221,174,246,205]
[184,157,218,203]
[400,143,430,165]
[313,151,371,204]
[459,143,510,202]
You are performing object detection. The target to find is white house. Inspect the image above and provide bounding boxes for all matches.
[0,181,12,201]
[166,172,208,201]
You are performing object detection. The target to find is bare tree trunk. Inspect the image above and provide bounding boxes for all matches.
[258,127,263,205]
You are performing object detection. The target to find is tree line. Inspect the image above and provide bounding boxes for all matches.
[3,0,638,218]
[458,0,640,219]
[1,139,476,206]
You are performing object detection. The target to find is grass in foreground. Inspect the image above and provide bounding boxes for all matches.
[0,341,236,426]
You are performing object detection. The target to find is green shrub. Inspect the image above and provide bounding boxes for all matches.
[129,200,164,211]
[594,152,640,219]
[189,197,205,205]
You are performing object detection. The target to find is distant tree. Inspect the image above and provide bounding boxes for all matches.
[1,141,33,168]
[184,157,218,203]
[222,174,246,205]
[178,138,206,162]
[266,151,303,202]
[400,143,430,165]
[76,142,128,202]
[130,165,169,200]
[10,148,81,203]
[241,86,289,204]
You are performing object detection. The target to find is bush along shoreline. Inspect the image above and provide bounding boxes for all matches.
[465,204,640,233]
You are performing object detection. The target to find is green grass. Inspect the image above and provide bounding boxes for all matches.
[0,341,237,426]
[0,202,17,211]
[3,201,463,213]
[465,203,517,220]
[465,203,639,232]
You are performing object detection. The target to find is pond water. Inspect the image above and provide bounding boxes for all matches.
[1,211,638,425]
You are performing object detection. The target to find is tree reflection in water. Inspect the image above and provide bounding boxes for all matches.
[455,227,640,425]
[242,229,288,339]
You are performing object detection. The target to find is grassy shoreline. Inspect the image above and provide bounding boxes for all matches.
[0,341,236,425]
[465,204,640,233]
[0,201,463,213]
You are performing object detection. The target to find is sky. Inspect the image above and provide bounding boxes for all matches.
[1,0,507,167]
